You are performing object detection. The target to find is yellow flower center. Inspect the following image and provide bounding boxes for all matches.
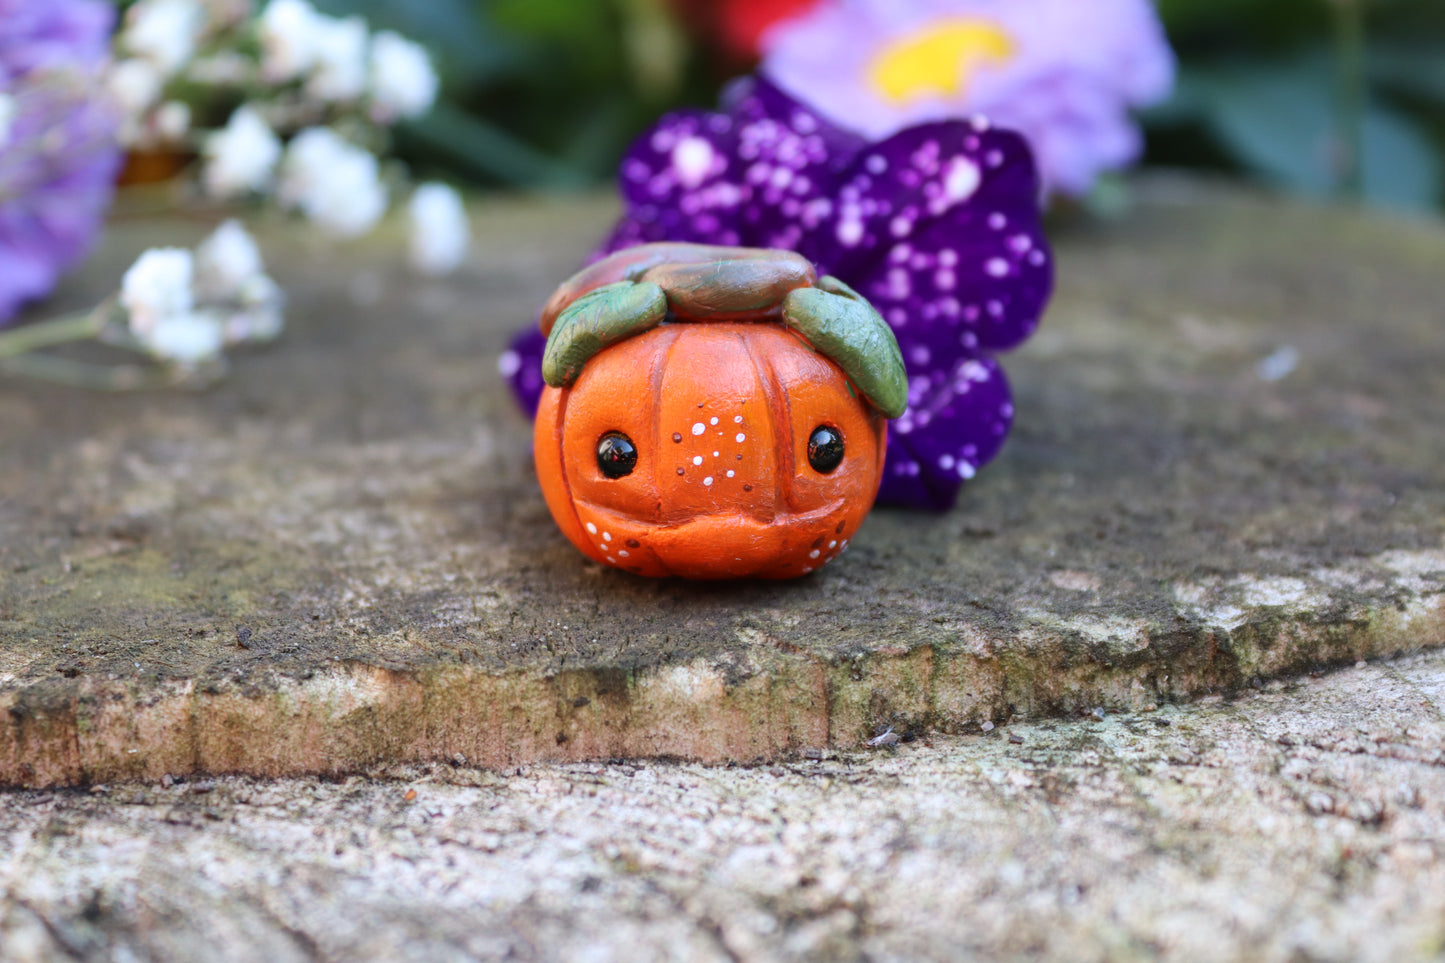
[867,20,1015,105]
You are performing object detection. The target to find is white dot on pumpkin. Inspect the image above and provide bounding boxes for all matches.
[734,415,743,423]
[693,456,703,466]
[602,532,612,542]
[586,522,597,534]
[809,549,821,559]
[704,476,714,486]
[692,422,705,435]
[709,417,719,425]
[726,470,735,478]
[735,433,746,443]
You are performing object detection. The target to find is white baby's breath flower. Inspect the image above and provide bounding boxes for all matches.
[154,101,192,143]
[121,248,195,341]
[258,0,323,83]
[308,149,387,237]
[191,220,286,345]
[122,0,207,77]
[369,31,438,122]
[221,275,286,345]
[106,59,164,122]
[278,127,387,237]
[142,311,227,365]
[408,182,470,276]
[203,105,282,199]
[306,14,368,102]
[0,94,15,150]
[276,125,346,209]
[194,220,264,301]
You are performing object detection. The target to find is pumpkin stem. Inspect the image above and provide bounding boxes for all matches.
[782,279,909,418]
[542,281,669,388]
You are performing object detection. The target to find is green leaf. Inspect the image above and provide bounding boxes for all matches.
[1181,56,1441,209]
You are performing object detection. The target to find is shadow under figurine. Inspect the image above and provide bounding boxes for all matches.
[533,242,908,580]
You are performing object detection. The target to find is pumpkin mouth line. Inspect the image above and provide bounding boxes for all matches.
[576,498,848,536]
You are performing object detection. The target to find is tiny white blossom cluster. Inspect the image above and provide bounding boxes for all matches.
[109,0,440,150]
[119,220,284,367]
[103,0,468,274]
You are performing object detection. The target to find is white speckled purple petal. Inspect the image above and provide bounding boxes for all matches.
[613,109,749,248]
[801,122,1052,359]
[505,77,1053,511]
[879,356,1013,509]
[501,327,547,417]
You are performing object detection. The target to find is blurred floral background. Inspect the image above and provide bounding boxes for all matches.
[372,0,1444,209]
[2,0,1441,398]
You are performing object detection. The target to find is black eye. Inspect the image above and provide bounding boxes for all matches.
[807,425,844,474]
[596,432,637,478]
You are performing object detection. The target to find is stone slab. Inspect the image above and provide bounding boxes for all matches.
[2,179,1444,787]
[3,650,1445,962]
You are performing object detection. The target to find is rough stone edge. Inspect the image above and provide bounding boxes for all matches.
[4,582,1441,788]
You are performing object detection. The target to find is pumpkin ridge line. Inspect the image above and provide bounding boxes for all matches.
[552,385,593,561]
[648,324,683,527]
[740,326,794,521]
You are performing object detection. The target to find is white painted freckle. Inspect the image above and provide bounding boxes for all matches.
[726,470,735,478]
[602,532,612,542]
[586,522,597,534]
[734,415,743,423]
[809,549,821,559]
[619,550,630,558]
[606,556,617,564]
[692,422,705,435]
[829,540,837,549]
[703,476,714,486]
[709,416,719,425]
[735,433,746,443]
[693,456,703,466]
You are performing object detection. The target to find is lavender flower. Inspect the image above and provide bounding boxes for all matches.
[504,76,1053,510]
[0,0,122,326]
[760,0,1175,197]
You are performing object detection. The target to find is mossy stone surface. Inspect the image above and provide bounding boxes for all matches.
[2,180,1443,787]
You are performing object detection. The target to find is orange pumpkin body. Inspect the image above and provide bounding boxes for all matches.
[534,322,888,579]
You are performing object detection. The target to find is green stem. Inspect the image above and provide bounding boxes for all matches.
[0,299,114,360]
[0,354,182,391]
[1332,0,1367,199]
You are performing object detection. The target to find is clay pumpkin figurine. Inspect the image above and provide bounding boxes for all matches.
[533,242,907,580]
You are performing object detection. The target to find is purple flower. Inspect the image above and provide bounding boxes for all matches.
[505,76,1052,510]
[759,0,1175,197]
[0,0,123,326]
